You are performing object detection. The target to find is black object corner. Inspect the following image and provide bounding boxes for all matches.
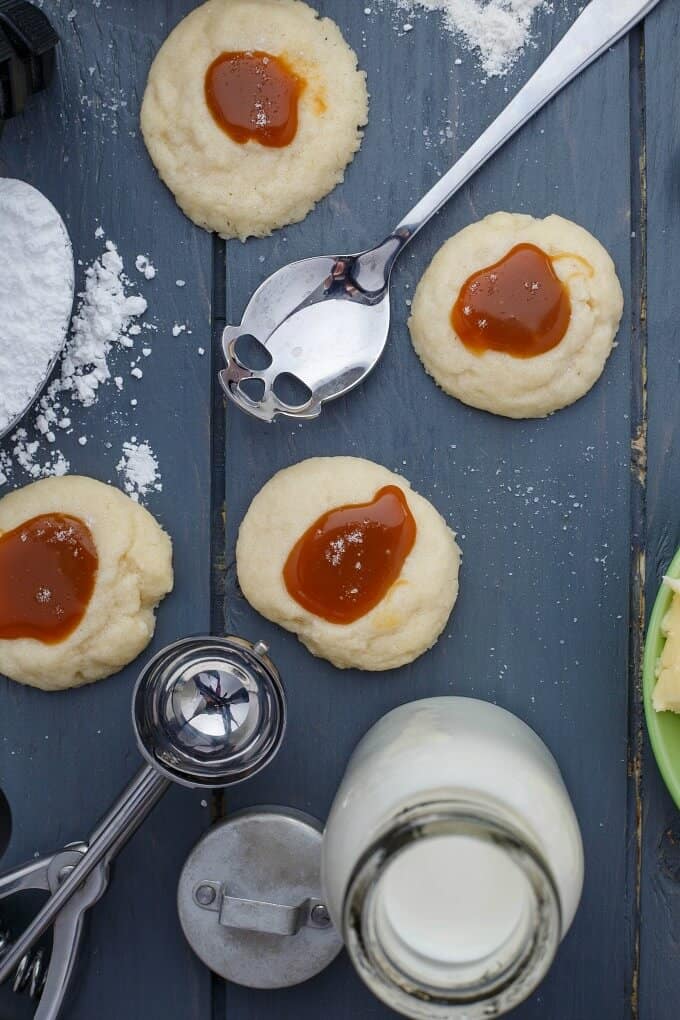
[0,0,59,129]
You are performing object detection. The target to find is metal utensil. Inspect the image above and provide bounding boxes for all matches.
[220,0,662,423]
[0,787,53,1006]
[0,635,285,1019]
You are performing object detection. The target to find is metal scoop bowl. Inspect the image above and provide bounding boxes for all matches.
[133,635,285,786]
[220,0,660,423]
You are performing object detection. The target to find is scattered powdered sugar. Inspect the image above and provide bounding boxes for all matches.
[116,440,162,502]
[50,240,147,409]
[135,254,157,280]
[0,179,74,438]
[379,0,547,77]
[8,430,70,480]
[0,231,164,500]
[8,238,150,480]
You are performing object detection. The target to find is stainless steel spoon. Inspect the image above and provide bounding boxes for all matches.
[220,0,660,423]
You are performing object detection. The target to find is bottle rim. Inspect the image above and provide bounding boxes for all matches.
[342,799,562,1019]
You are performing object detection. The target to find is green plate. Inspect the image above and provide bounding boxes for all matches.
[643,545,680,809]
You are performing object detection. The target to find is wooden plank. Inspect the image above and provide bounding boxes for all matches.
[639,3,680,1018]
[222,3,635,1017]
[0,2,213,1017]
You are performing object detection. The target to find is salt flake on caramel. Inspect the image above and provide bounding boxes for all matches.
[205,50,305,148]
[451,243,572,358]
[283,486,416,624]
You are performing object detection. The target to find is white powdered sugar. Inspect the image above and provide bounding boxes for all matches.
[116,440,162,502]
[0,179,75,437]
[42,240,147,413]
[24,239,148,469]
[135,254,157,280]
[9,430,70,480]
[381,0,547,77]
[0,229,163,501]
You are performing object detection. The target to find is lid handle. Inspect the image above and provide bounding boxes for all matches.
[193,882,331,936]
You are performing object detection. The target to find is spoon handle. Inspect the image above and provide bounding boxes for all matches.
[0,765,169,986]
[394,0,660,242]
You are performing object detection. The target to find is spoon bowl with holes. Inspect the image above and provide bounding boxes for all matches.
[0,179,74,443]
[643,545,680,810]
[220,0,662,423]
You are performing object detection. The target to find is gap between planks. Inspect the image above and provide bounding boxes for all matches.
[210,231,229,1020]
[626,23,648,1020]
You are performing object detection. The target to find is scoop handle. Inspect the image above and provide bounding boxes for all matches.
[395,0,659,242]
[0,765,169,985]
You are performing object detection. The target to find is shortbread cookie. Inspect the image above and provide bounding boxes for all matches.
[141,0,368,239]
[0,476,173,690]
[409,212,624,418]
[236,457,460,671]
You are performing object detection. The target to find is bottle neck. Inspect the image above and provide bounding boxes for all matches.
[342,800,562,1019]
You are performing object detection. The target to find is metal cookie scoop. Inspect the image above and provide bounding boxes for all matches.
[220,0,661,423]
[0,635,285,1019]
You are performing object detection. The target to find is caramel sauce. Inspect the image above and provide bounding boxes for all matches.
[205,50,305,147]
[0,513,98,644]
[283,486,417,624]
[451,243,572,358]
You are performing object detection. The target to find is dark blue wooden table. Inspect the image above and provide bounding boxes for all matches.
[0,1,678,1017]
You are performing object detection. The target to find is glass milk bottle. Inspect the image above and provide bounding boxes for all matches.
[322,697,584,1018]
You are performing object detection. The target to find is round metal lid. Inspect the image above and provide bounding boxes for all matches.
[177,808,343,988]
[132,636,286,789]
